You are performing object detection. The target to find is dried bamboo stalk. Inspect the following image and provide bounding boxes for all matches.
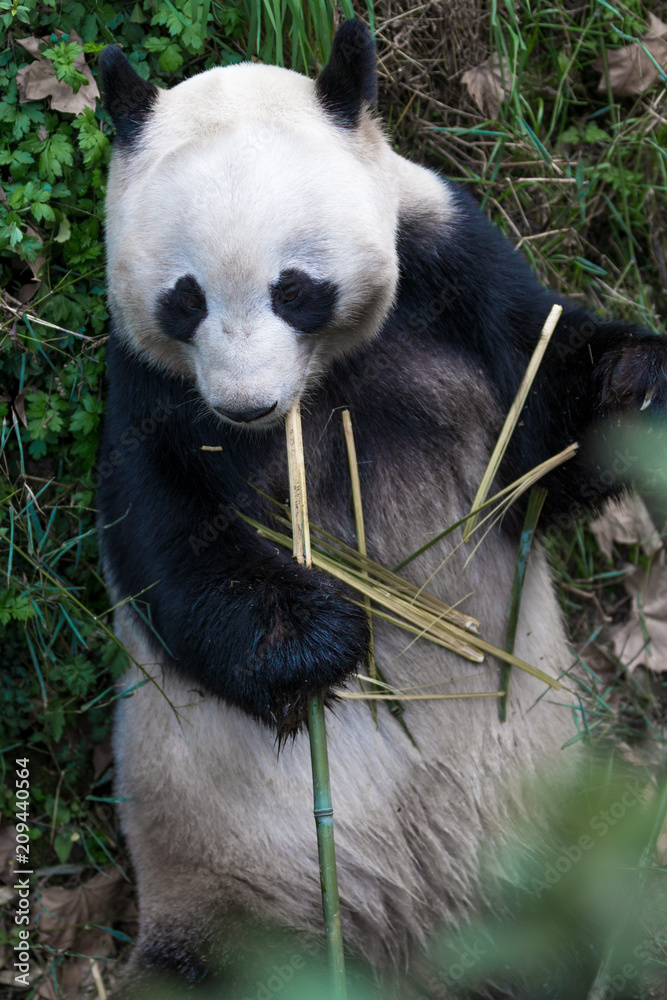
[464,303,563,541]
[342,408,377,682]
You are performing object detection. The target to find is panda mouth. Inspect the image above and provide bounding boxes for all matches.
[214,401,279,424]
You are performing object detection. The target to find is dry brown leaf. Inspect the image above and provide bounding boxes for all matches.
[610,556,667,672]
[12,392,28,428]
[590,495,663,560]
[36,954,105,1000]
[34,869,131,999]
[593,13,667,98]
[16,31,99,114]
[17,36,42,59]
[461,53,513,118]
[36,869,127,951]
[14,224,45,303]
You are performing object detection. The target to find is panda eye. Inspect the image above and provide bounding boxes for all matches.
[181,293,202,312]
[156,274,207,342]
[271,268,338,334]
[273,283,302,306]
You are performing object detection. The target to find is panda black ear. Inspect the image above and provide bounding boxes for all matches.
[99,46,159,146]
[316,19,376,128]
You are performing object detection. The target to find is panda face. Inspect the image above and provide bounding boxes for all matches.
[104,64,401,428]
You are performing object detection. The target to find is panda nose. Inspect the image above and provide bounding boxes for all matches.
[215,401,278,423]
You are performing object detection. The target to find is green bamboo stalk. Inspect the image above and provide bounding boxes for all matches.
[499,487,547,722]
[285,402,347,1000]
[306,692,347,998]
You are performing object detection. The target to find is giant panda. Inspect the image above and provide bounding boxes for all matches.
[97,19,667,1000]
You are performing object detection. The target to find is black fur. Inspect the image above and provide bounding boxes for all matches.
[137,932,207,983]
[97,180,667,733]
[99,46,159,145]
[393,186,667,529]
[316,19,376,127]
[271,269,338,333]
[156,274,207,342]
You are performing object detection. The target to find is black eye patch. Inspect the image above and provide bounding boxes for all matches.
[271,269,338,334]
[156,275,207,342]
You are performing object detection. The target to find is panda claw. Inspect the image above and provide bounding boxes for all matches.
[641,386,655,411]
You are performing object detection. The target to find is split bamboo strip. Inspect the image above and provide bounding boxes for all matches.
[270,512,480,632]
[243,515,561,690]
[285,402,347,1000]
[395,442,577,571]
[342,408,376,682]
[463,303,563,542]
[340,691,504,700]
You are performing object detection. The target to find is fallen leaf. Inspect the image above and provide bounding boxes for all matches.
[17,36,41,59]
[461,53,514,119]
[591,495,663,560]
[0,886,14,907]
[610,555,667,672]
[16,31,99,114]
[35,869,128,951]
[34,869,132,999]
[0,968,31,988]
[13,224,45,303]
[593,13,667,98]
[12,393,27,429]
[36,955,104,1000]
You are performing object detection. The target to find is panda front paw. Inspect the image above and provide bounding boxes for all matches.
[185,561,370,735]
[255,564,370,736]
[597,334,667,414]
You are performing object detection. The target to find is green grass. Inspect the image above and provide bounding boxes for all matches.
[425,0,666,329]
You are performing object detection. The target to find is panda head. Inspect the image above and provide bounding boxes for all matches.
[100,22,402,428]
